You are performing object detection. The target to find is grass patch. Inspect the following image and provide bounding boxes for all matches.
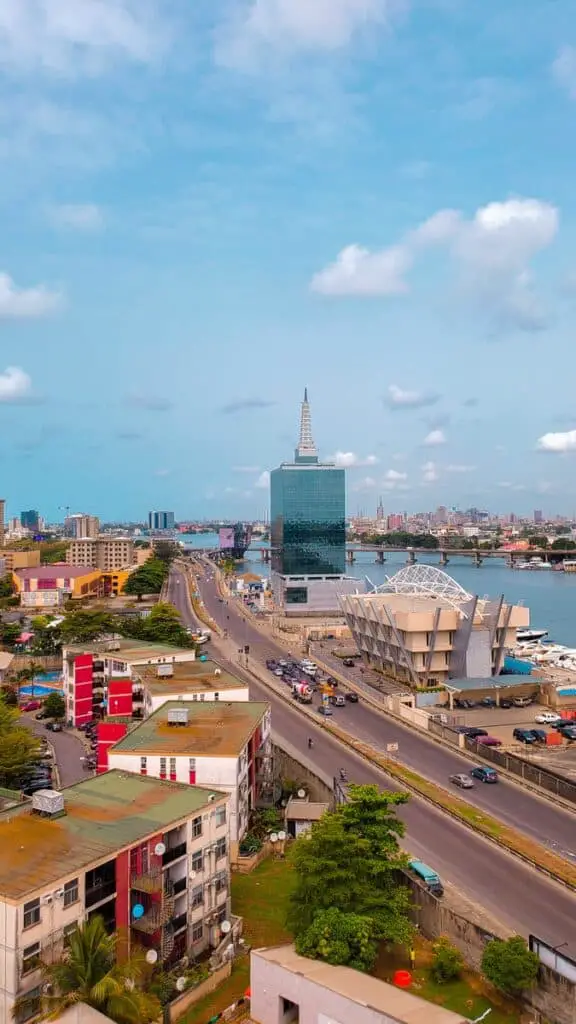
[181,858,294,1024]
[326,721,576,889]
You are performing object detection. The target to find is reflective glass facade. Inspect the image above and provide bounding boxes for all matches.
[270,465,346,576]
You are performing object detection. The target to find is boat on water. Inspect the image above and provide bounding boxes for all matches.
[513,558,553,570]
[517,628,549,643]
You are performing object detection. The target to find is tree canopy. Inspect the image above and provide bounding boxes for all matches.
[481,936,539,995]
[119,603,192,647]
[288,784,413,971]
[44,692,66,720]
[59,608,115,644]
[0,695,41,787]
[123,558,168,600]
[12,915,160,1024]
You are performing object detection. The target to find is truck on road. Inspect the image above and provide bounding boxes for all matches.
[292,681,313,704]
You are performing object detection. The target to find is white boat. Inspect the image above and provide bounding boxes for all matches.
[517,628,549,643]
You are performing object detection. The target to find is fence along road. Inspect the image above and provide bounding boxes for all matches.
[168,567,576,957]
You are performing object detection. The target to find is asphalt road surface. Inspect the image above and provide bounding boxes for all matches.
[167,565,576,954]
[23,715,87,788]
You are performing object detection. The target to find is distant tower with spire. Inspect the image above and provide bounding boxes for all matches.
[269,388,350,614]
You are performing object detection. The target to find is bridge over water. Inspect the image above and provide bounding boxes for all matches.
[244,545,572,568]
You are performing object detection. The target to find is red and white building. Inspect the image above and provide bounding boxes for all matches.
[102,700,272,853]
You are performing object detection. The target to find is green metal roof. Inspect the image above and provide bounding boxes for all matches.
[0,771,226,900]
[110,700,269,757]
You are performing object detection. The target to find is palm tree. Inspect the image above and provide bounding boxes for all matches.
[12,916,160,1024]
[11,660,45,703]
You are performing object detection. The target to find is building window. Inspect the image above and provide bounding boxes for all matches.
[23,898,40,930]
[215,837,227,860]
[169,756,176,781]
[140,756,147,776]
[159,756,167,780]
[191,921,203,943]
[63,922,77,948]
[21,943,41,975]
[215,872,227,894]
[286,586,308,604]
[191,850,203,873]
[192,816,202,838]
[214,692,219,701]
[190,885,203,908]
[63,878,79,907]
[16,986,41,1023]
[217,906,228,924]
[199,694,205,701]
[215,806,226,828]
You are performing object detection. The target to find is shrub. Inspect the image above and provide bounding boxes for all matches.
[482,936,539,994]
[431,938,464,983]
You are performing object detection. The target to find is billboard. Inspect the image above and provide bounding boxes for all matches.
[219,527,235,550]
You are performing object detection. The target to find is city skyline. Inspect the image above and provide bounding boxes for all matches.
[2,1,576,517]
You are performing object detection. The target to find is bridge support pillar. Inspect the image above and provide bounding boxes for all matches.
[439,551,449,566]
[406,550,416,565]
[346,549,355,564]
[261,548,270,563]
[376,550,385,564]
[474,550,483,567]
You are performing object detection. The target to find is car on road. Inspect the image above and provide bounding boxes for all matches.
[316,705,333,716]
[449,773,474,789]
[331,694,346,707]
[345,692,359,703]
[470,766,499,784]
[45,722,63,732]
[535,711,562,724]
[22,700,42,712]
[266,659,277,670]
[477,735,502,746]
[274,668,283,677]
[463,727,489,739]
[35,709,50,720]
[343,658,356,667]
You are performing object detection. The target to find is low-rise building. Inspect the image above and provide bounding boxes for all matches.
[2,550,41,572]
[0,772,231,1021]
[340,566,529,688]
[104,700,272,851]
[250,945,467,1024]
[138,660,249,713]
[13,565,102,609]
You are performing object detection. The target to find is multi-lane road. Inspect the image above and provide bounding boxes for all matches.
[167,564,576,954]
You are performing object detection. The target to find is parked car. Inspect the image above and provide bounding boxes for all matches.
[480,697,497,707]
[449,773,474,789]
[513,728,536,744]
[21,700,41,712]
[470,766,499,783]
[463,727,489,738]
[345,692,359,703]
[266,659,277,670]
[552,719,576,730]
[45,722,62,732]
[477,735,502,746]
[499,699,514,709]
[343,658,356,667]
[535,711,562,724]
[531,728,547,743]
[35,709,50,720]
[512,695,535,708]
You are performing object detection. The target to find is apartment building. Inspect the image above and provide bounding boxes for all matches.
[63,640,198,726]
[104,701,272,852]
[66,537,134,571]
[137,660,249,714]
[64,515,100,540]
[339,566,529,688]
[0,772,231,1023]
[2,550,41,572]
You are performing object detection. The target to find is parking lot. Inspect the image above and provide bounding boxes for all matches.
[452,704,549,746]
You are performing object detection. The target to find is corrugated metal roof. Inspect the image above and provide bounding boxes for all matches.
[0,771,225,900]
[15,565,96,580]
[110,700,269,757]
[445,675,541,692]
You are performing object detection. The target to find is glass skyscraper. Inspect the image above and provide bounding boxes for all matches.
[271,390,346,583]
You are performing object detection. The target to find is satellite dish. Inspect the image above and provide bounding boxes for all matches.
[132,904,144,920]
[278,830,286,841]
[145,949,158,965]
[269,832,278,843]
[175,977,187,992]
[154,842,166,856]
[220,920,231,933]
[297,789,306,799]
[189,870,197,880]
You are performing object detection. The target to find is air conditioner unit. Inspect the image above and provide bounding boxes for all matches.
[54,889,65,899]
[42,895,53,905]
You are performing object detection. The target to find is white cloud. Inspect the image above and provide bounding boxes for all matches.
[329,451,378,467]
[311,197,558,330]
[48,203,103,231]
[423,429,446,447]
[381,468,409,491]
[0,272,62,318]
[0,367,32,401]
[421,461,438,483]
[216,0,404,70]
[447,464,475,473]
[384,469,407,481]
[385,385,440,410]
[311,243,411,297]
[498,481,526,491]
[352,475,377,492]
[537,430,576,453]
[0,0,168,76]
[553,46,576,100]
[255,470,270,489]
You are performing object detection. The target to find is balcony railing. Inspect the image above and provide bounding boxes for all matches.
[170,912,187,933]
[162,842,187,866]
[131,867,163,894]
[172,877,187,895]
[85,879,116,908]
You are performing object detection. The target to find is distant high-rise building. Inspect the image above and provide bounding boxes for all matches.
[64,514,100,539]
[270,390,357,614]
[148,511,175,531]
[0,499,5,547]
[376,496,385,521]
[534,510,543,525]
[386,514,404,532]
[20,510,39,531]
[435,505,447,524]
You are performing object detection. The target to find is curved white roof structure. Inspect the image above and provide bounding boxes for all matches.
[371,564,473,611]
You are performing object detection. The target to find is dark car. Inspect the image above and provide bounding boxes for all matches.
[45,722,63,732]
[345,692,359,703]
[463,727,489,738]
[480,696,497,708]
[499,698,514,709]
[470,766,499,783]
[34,709,50,720]
[343,658,356,667]
[552,719,576,731]
[513,728,536,744]
[531,728,547,743]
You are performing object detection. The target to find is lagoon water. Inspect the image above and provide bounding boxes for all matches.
[181,533,576,647]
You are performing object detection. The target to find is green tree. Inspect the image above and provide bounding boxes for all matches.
[140,603,192,646]
[481,936,539,995]
[59,609,115,644]
[0,622,22,648]
[288,784,413,958]
[12,916,161,1024]
[123,559,167,601]
[153,541,180,565]
[528,535,548,549]
[296,907,379,972]
[0,574,15,598]
[39,540,70,564]
[431,938,464,983]
[31,625,63,656]
[44,692,66,720]
[10,661,46,701]
[551,537,576,550]
[0,695,41,786]
[0,685,17,706]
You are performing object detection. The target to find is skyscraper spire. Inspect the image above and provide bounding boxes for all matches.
[295,387,318,464]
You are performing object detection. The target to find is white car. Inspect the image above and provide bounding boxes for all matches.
[534,711,561,724]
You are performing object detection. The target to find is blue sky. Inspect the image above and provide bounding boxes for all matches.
[3,0,576,522]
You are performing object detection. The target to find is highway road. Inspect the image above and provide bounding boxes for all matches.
[167,565,576,954]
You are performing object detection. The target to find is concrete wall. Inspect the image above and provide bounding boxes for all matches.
[272,740,334,804]
[163,962,231,1023]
